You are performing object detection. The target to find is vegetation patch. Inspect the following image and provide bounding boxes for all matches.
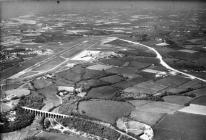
[0,90,45,133]
[86,86,118,99]
[32,78,53,90]
[76,79,109,91]
[59,117,120,140]
[100,75,125,84]
[34,131,88,140]
[125,56,160,65]
[113,78,147,89]
[82,69,110,80]
[100,58,126,67]
[37,86,61,111]
[155,75,189,88]
[0,107,35,133]
[78,99,134,124]
[58,95,81,115]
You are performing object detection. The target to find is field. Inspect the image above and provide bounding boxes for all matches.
[37,86,61,111]
[78,99,134,124]
[135,80,168,93]
[155,75,189,88]
[107,39,156,57]
[86,86,118,99]
[1,83,22,91]
[125,56,160,65]
[5,88,30,98]
[32,78,53,89]
[106,39,138,50]
[184,87,206,97]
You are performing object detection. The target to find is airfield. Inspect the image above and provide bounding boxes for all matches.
[2,36,206,140]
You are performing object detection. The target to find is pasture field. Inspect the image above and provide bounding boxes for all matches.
[125,56,160,65]
[37,86,61,111]
[78,99,134,124]
[107,39,156,57]
[135,80,168,93]
[128,61,151,69]
[184,87,206,97]
[106,39,136,48]
[1,83,22,91]
[5,88,30,97]
[100,58,126,67]
[32,78,53,89]
[113,77,147,89]
[176,80,203,90]
[155,75,190,88]
[100,75,124,84]
[86,86,118,99]
[106,67,138,75]
[119,49,156,57]
[77,79,109,91]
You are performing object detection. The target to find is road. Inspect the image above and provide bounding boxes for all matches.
[119,38,206,83]
[6,36,206,83]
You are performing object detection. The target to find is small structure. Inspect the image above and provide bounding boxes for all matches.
[155,42,169,47]
[142,69,167,77]
[57,86,83,96]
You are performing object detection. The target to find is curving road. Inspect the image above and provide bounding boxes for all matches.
[119,38,206,83]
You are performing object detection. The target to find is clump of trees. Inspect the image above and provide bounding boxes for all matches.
[0,107,34,133]
[0,92,45,133]
[24,136,47,140]
[59,117,120,140]
[18,93,45,109]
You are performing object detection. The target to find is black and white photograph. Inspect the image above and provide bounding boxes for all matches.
[0,0,206,140]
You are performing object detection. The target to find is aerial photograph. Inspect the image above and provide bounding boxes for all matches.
[0,0,206,140]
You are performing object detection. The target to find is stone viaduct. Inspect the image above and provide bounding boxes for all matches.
[22,106,70,118]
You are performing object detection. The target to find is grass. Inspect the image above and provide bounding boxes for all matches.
[155,75,189,88]
[78,99,134,124]
[37,86,61,111]
[86,86,118,99]
[1,83,22,91]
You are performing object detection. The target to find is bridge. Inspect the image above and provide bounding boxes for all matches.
[22,106,140,140]
[22,106,70,119]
